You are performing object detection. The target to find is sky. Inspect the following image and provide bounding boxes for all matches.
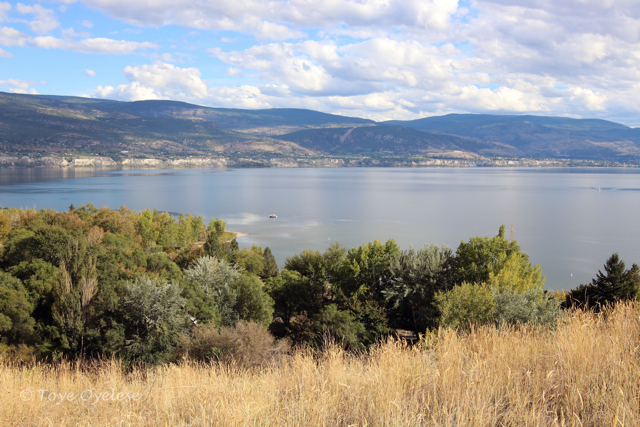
[1,0,640,126]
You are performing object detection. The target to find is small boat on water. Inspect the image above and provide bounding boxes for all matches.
[269,214,278,219]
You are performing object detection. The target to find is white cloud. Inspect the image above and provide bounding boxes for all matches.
[80,19,93,28]
[150,52,178,62]
[94,62,210,102]
[15,3,59,34]
[13,0,640,125]
[85,68,95,76]
[123,62,209,99]
[0,78,43,94]
[0,2,10,22]
[61,27,92,38]
[94,83,164,101]
[0,47,11,57]
[0,26,28,46]
[78,0,458,39]
[30,36,158,54]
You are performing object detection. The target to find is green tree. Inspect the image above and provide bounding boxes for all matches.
[236,245,265,276]
[453,225,523,285]
[337,239,401,301]
[486,252,545,293]
[313,304,366,350]
[565,253,640,310]
[233,273,274,326]
[183,256,243,327]
[0,271,35,345]
[384,244,452,335]
[135,210,159,250]
[261,247,278,280]
[50,238,99,357]
[266,270,317,326]
[435,282,495,330]
[203,230,225,260]
[122,275,188,363]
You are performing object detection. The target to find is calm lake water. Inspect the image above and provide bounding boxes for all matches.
[1,166,639,291]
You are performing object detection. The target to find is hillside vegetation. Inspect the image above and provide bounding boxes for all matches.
[385,114,640,160]
[2,91,640,162]
[1,206,640,424]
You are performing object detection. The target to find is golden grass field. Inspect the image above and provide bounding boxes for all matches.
[2,303,640,426]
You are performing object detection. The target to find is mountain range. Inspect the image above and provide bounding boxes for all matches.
[1,91,639,162]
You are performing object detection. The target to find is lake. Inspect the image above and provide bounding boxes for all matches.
[1,166,639,291]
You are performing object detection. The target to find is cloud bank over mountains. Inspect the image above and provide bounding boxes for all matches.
[1,0,640,125]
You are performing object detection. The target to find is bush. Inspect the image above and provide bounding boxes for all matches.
[183,321,288,368]
[435,282,495,330]
[493,288,561,326]
[313,304,366,350]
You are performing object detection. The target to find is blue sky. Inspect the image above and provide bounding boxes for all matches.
[2,0,640,126]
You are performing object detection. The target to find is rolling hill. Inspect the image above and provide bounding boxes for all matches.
[2,91,640,162]
[383,114,640,160]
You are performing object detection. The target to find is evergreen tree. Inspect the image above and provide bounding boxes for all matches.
[261,247,278,280]
[565,253,640,310]
[203,229,225,260]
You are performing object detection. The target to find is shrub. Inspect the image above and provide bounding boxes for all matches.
[183,321,288,368]
[493,288,561,326]
[435,282,495,330]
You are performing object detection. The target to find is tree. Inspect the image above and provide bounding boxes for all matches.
[453,225,523,285]
[384,244,452,335]
[337,239,401,301]
[0,272,35,345]
[203,229,225,260]
[313,304,366,350]
[565,253,640,310]
[486,252,545,293]
[493,288,560,326]
[122,275,188,363]
[261,247,278,280]
[266,270,317,326]
[233,273,274,326]
[183,256,243,327]
[235,245,265,276]
[435,282,495,330]
[50,239,99,357]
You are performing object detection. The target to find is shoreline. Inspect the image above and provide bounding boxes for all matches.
[0,154,637,169]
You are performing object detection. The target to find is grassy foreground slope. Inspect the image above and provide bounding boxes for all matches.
[3,303,639,426]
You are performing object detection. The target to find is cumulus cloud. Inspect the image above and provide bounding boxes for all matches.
[0,47,11,57]
[77,0,458,39]
[93,62,210,102]
[30,36,158,54]
[94,82,164,101]
[85,68,95,76]
[123,62,209,99]
[0,78,43,94]
[17,0,640,125]
[0,2,10,22]
[15,3,60,34]
[0,26,28,46]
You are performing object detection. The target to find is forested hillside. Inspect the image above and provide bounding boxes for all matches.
[3,91,640,162]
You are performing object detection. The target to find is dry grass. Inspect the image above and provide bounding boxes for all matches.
[2,303,640,426]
